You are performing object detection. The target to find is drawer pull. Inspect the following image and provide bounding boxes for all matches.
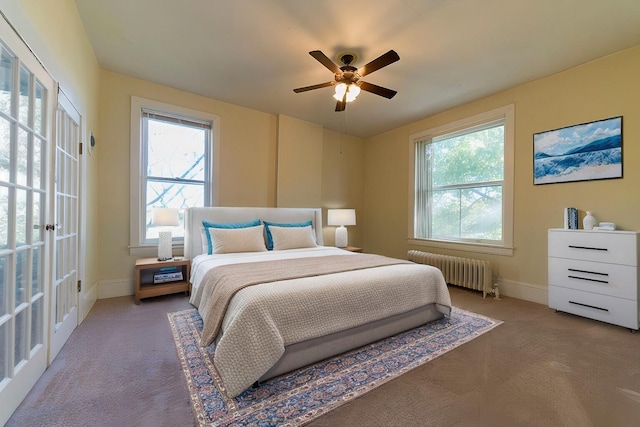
[567,268,608,277]
[568,245,608,251]
[567,275,609,284]
[569,301,609,312]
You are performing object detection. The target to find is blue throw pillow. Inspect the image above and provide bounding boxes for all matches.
[263,220,313,250]
[202,219,261,255]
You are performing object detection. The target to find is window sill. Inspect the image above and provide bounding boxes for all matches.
[407,238,514,256]
[129,244,184,258]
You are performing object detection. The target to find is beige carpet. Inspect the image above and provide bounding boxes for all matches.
[7,287,640,426]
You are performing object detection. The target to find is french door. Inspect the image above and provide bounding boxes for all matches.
[49,90,80,361]
[0,15,55,425]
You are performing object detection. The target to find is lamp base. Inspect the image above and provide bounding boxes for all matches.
[335,226,348,248]
[158,231,173,261]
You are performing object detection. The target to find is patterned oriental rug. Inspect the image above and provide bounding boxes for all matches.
[168,307,502,427]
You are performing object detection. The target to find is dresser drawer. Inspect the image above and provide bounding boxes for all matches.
[549,285,639,330]
[548,230,638,266]
[548,257,638,300]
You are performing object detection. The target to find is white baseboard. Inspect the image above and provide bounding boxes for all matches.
[495,278,548,305]
[81,281,98,320]
[98,278,134,299]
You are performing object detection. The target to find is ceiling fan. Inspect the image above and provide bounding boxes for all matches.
[293,49,400,112]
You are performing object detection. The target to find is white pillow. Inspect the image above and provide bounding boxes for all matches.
[208,225,268,254]
[270,225,317,250]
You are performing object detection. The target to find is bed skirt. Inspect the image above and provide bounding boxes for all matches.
[259,303,446,382]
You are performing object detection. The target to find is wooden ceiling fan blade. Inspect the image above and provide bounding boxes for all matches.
[359,81,397,99]
[357,50,400,77]
[293,81,334,93]
[309,50,341,74]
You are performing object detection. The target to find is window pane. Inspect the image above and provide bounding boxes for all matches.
[18,66,30,126]
[0,254,8,317]
[432,124,504,187]
[147,118,206,181]
[34,80,44,136]
[0,47,13,116]
[15,250,27,306]
[16,128,28,187]
[0,185,8,249]
[30,296,43,349]
[33,136,43,190]
[145,181,203,239]
[14,308,26,366]
[31,245,42,296]
[0,319,6,381]
[16,188,27,246]
[431,185,502,241]
[0,117,10,182]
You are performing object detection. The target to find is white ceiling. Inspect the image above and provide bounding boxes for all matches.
[75,0,640,138]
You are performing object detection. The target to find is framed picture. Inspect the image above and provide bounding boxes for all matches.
[533,116,622,185]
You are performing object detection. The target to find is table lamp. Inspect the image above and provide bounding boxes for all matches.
[327,209,356,248]
[152,207,179,261]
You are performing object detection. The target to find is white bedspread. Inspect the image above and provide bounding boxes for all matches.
[189,247,451,397]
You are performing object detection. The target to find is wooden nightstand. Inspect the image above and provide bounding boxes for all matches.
[343,246,362,253]
[134,258,191,304]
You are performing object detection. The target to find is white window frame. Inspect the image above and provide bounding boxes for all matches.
[129,97,220,256]
[408,104,514,256]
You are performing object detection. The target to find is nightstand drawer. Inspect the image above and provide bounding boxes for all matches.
[549,285,639,330]
[548,257,637,300]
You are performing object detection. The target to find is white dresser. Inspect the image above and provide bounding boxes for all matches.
[548,229,640,330]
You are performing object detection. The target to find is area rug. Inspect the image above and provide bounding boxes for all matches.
[168,307,502,426]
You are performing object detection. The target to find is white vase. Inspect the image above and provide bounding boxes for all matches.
[583,211,597,230]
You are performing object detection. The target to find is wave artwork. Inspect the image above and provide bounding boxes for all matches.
[533,116,622,185]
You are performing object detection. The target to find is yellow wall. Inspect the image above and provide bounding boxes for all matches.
[364,45,640,301]
[96,72,365,288]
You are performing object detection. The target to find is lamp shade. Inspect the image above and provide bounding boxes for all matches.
[327,209,356,226]
[152,208,179,227]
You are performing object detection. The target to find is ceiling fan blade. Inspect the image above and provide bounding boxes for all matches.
[293,81,334,93]
[309,50,341,74]
[357,50,400,77]
[359,81,397,99]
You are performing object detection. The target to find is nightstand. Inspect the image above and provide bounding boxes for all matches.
[134,258,191,304]
[343,246,362,253]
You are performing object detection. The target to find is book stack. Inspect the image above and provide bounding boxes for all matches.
[153,266,183,284]
[563,207,579,229]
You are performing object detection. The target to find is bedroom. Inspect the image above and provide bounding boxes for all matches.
[1,0,640,425]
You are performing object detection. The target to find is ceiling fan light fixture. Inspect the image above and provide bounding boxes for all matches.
[333,83,360,102]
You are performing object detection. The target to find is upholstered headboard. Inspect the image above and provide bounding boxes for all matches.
[184,207,324,259]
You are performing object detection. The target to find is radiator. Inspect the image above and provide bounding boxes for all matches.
[408,250,493,297]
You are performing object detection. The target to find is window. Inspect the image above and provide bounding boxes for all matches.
[409,105,514,256]
[130,97,219,253]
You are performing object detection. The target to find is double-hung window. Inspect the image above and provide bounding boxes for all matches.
[130,97,219,253]
[410,105,514,256]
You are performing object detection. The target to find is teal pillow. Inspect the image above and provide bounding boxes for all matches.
[202,219,261,255]
[263,220,313,250]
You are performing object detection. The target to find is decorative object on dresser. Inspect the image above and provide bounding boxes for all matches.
[327,208,356,248]
[152,207,180,260]
[548,229,639,330]
[582,211,597,230]
[134,257,190,304]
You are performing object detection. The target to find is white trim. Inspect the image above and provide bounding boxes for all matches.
[408,104,515,255]
[409,238,514,256]
[129,96,220,254]
[494,277,548,306]
[97,278,134,299]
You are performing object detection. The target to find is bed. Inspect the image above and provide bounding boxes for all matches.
[185,207,452,397]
